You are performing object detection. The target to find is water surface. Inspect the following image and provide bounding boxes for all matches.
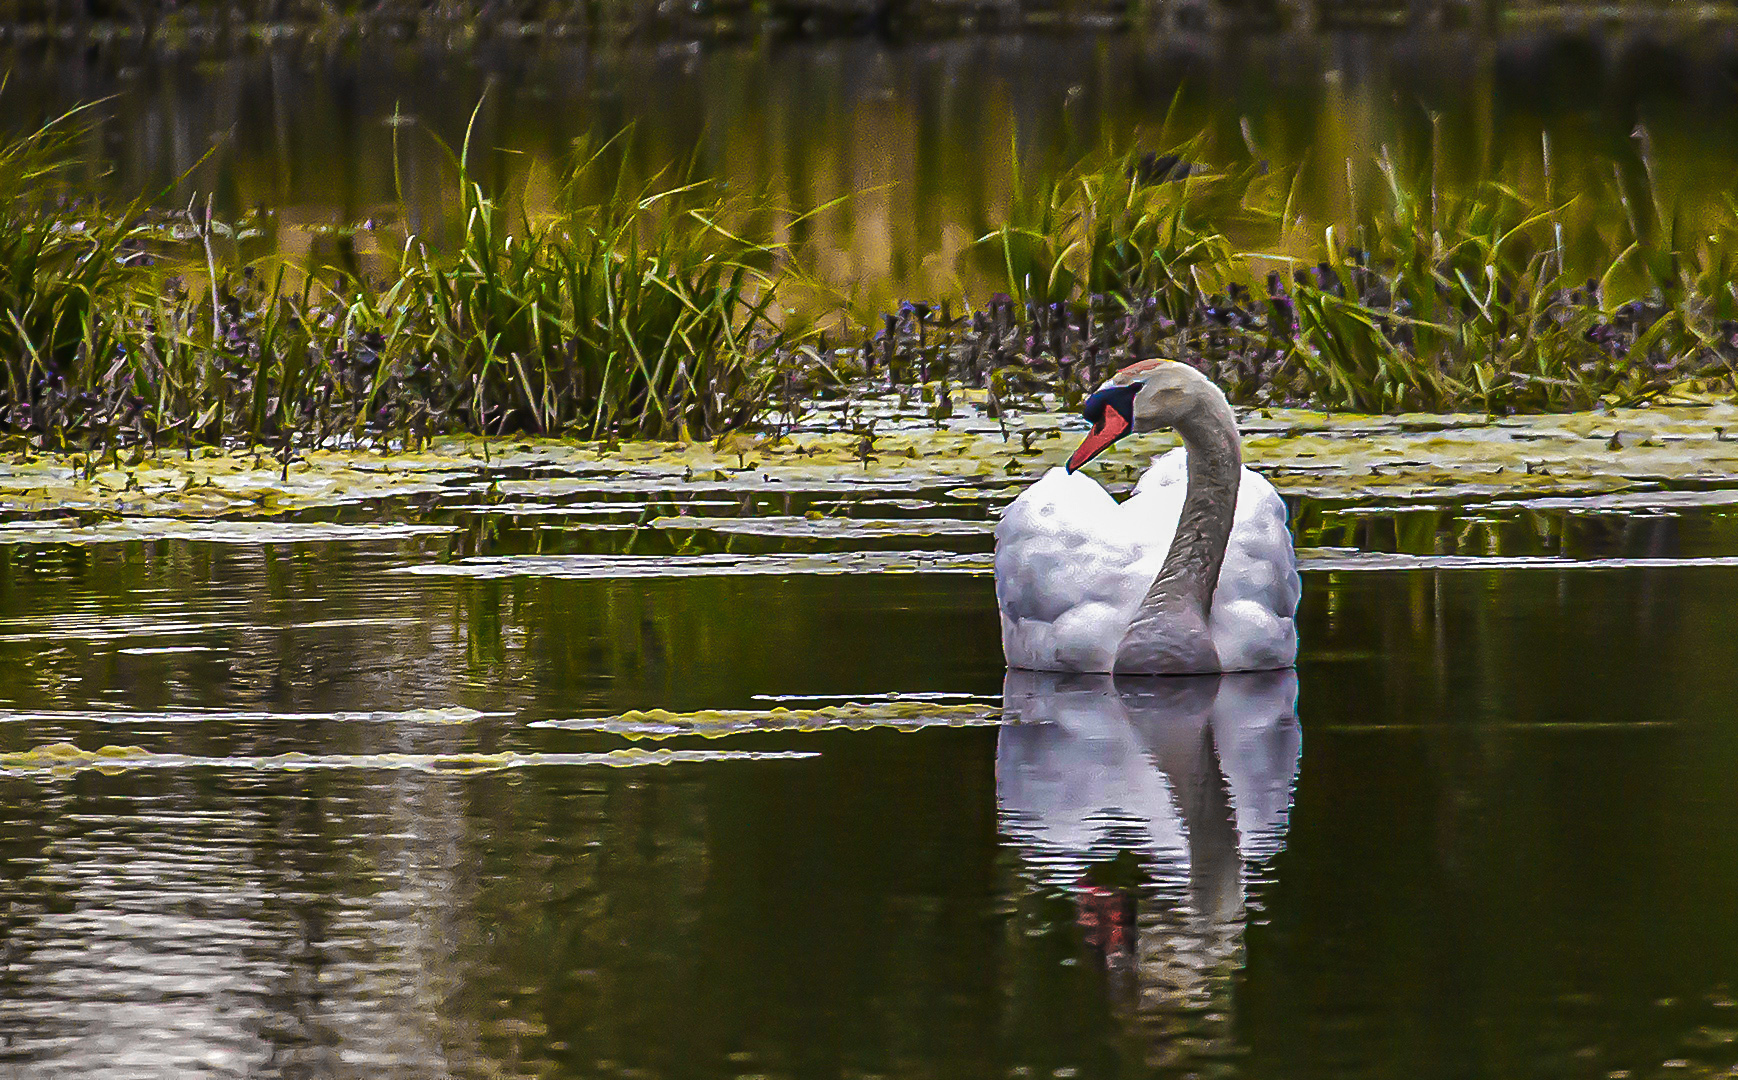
[0,462,1734,1078]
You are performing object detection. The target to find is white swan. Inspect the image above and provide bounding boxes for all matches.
[995,360,1300,674]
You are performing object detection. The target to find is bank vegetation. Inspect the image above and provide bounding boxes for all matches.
[3,101,1736,458]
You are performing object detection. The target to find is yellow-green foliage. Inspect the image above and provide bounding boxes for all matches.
[5,105,1738,457]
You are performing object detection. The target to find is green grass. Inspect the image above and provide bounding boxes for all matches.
[0,109,808,459]
[946,134,1738,414]
[1,108,1736,458]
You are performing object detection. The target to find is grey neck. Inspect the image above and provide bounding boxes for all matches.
[1115,393,1241,672]
[1151,399,1242,618]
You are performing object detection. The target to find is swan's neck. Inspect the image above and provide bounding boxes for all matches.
[1155,401,1242,617]
[1117,392,1241,672]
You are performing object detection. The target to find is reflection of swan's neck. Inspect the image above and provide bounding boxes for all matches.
[1119,393,1241,671]
[1124,713,1249,1061]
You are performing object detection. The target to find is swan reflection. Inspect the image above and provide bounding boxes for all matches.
[997,669,1301,1061]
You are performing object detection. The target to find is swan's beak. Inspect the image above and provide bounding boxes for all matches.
[1066,405,1130,472]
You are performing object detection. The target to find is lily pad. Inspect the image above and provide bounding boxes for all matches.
[0,705,504,725]
[649,515,994,538]
[0,402,1734,528]
[1296,552,1738,571]
[0,519,455,546]
[394,547,1738,581]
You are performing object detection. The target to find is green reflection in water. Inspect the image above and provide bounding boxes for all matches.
[0,546,1732,1076]
[0,472,1733,1076]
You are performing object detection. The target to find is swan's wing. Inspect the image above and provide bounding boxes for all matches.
[994,467,1167,672]
[1228,468,1301,617]
[1209,467,1301,671]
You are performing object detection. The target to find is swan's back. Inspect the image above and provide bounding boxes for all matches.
[995,449,1299,673]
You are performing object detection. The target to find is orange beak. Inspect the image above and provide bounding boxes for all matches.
[1066,404,1130,472]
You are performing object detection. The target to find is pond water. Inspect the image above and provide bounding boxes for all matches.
[0,448,1735,1079]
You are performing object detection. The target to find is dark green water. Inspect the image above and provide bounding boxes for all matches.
[0,470,1735,1078]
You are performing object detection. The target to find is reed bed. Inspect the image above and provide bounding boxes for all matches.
[2,107,1736,457]
[864,136,1738,417]
[0,109,808,460]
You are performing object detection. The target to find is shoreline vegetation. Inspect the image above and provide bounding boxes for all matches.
[4,98,1738,461]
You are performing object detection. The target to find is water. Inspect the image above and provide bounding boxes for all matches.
[0,452,1735,1078]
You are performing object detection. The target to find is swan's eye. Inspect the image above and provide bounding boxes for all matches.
[1081,382,1142,426]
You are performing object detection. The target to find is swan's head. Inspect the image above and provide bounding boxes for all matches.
[1067,360,1221,472]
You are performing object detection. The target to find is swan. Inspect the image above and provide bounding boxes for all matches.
[995,360,1300,674]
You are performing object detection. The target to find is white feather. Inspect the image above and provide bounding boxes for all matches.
[995,448,1300,673]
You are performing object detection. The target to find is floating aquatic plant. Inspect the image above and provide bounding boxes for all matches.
[0,740,818,776]
[2,401,1737,523]
[530,701,1007,738]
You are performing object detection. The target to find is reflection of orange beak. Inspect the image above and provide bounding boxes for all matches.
[1066,405,1130,472]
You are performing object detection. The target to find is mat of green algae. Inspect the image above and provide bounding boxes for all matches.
[0,741,818,776]
[4,399,1735,522]
[529,701,1008,737]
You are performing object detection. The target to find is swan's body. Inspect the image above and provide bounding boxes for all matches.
[995,361,1299,674]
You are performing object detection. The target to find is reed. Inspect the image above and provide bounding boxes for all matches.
[923,132,1738,414]
[0,111,803,456]
[344,128,794,440]
[0,98,150,454]
[0,110,1736,458]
